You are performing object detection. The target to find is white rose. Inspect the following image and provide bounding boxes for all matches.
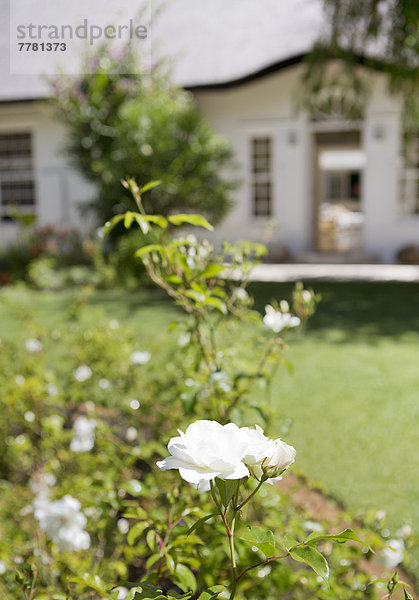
[239,424,296,482]
[157,420,250,487]
[130,351,151,365]
[70,416,96,452]
[25,338,43,353]
[34,494,90,552]
[73,365,92,382]
[263,305,300,333]
[379,539,404,568]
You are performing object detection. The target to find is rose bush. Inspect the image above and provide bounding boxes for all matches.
[0,181,412,599]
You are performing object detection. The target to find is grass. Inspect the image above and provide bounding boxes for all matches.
[1,281,418,573]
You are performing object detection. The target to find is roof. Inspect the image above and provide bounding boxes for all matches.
[0,0,325,102]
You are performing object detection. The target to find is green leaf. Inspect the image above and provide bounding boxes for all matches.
[197,585,226,600]
[198,264,226,279]
[103,214,125,237]
[174,564,197,593]
[204,297,227,314]
[404,586,414,599]
[168,214,214,231]
[186,513,218,536]
[68,573,109,597]
[146,529,156,551]
[215,478,238,507]
[170,534,204,548]
[135,244,163,258]
[241,526,277,558]
[140,180,162,194]
[146,553,162,571]
[305,528,368,548]
[143,214,168,228]
[124,211,135,229]
[134,214,150,234]
[289,545,329,581]
[127,521,149,546]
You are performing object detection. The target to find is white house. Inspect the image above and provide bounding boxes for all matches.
[0,0,418,261]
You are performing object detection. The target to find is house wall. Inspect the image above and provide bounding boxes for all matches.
[195,66,419,262]
[1,65,419,261]
[0,101,94,245]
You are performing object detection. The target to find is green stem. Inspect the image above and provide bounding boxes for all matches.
[236,478,265,511]
[229,514,237,600]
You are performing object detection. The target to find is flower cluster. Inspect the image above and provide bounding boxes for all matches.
[157,420,295,489]
[34,494,90,552]
[263,305,300,333]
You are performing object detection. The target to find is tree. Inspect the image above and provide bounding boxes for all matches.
[303,0,418,132]
[51,44,236,225]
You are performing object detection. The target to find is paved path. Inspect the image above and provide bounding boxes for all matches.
[247,263,419,282]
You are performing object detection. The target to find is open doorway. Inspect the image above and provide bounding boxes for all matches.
[314,131,365,254]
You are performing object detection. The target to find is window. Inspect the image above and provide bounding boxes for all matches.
[251,137,272,216]
[0,133,36,221]
[399,134,419,216]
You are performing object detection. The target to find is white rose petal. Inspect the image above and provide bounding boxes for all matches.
[73,365,92,382]
[130,351,151,365]
[157,420,250,488]
[116,587,130,600]
[263,305,300,334]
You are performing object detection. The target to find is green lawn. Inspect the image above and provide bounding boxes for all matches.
[1,281,418,572]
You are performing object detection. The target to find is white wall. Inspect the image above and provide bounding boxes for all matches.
[194,66,313,254]
[196,67,419,262]
[0,101,94,245]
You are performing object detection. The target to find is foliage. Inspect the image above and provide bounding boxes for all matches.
[0,225,94,286]
[50,44,236,226]
[0,181,415,599]
[304,0,419,132]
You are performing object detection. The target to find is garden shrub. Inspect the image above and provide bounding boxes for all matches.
[0,181,412,599]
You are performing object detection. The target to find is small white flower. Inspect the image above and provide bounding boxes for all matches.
[117,518,129,534]
[73,365,92,382]
[263,305,300,333]
[34,494,90,552]
[98,378,111,390]
[396,524,412,539]
[157,420,250,488]
[15,375,25,385]
[130,351,151,365]
[45,384,58,397]
[379,539,404,568]
[129,399,140,410]
[109,319,119,330]
[24,411,35,423]
[126,427,138,442]
[375,509,386,521]
[210,371,232,393]
[0,560,6,574]
[116,587,130,600]
[232,287,249,302]
[25,338,43,353]
[257,565,272,578]
[302,290,312,302]
[178,333,191,348]
[70,417,96,453]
